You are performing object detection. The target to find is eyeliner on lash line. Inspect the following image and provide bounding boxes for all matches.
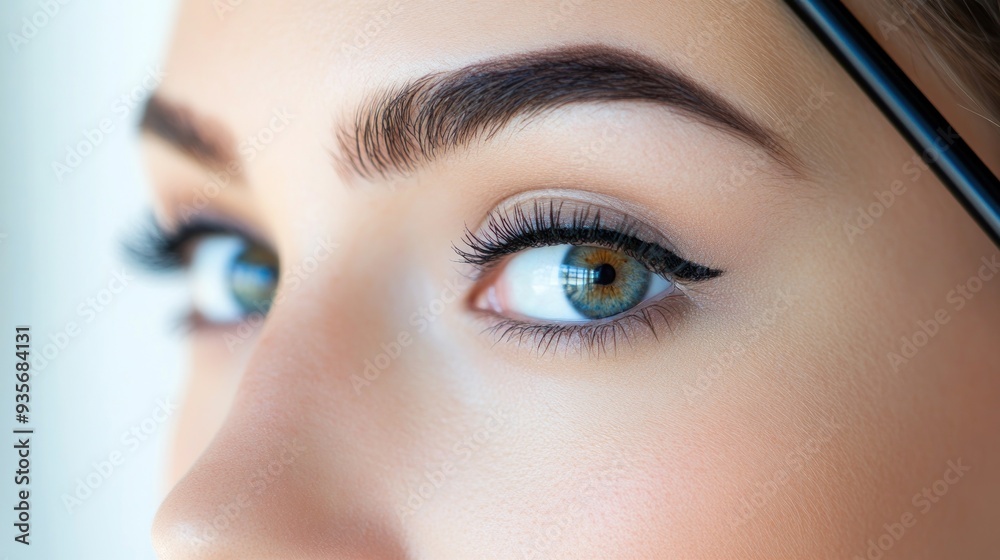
[454,199,723,282]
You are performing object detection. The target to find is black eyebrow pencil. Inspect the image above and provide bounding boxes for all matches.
[783,0,1000,248]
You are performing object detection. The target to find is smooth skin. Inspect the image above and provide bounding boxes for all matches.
[145,0,1000,558]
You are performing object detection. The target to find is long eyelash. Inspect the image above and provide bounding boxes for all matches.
[456,200,720,356]
[122,215,237,271]
[455,200,723,281]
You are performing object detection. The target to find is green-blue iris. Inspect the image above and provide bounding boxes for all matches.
[230,245,279,314]
[560,245,650,319]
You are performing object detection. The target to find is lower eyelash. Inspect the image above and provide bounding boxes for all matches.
[476,296,687,357]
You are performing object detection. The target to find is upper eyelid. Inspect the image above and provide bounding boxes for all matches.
[455,199,723,282]
[459,227,716,281]
[124,214,274,271]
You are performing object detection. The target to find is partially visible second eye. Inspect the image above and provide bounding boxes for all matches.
[189,235,279,323]
[474,244,675,322]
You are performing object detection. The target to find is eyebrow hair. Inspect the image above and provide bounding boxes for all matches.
[140,95,239,174]
[336,45,796,181]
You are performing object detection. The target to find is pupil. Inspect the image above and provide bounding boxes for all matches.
[560,245,650,320]
[592,263,616,285]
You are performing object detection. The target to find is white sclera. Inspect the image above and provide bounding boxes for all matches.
[190,235,247,323]
[496,244,674,322]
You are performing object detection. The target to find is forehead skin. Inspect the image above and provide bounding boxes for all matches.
[149,0,883,280]
[148,0,1000,558]
[154,0,858,204]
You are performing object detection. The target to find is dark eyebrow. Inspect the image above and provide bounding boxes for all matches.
[336,44,797,181]
[139,95,240,175]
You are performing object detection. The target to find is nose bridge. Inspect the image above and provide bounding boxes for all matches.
[152,265,412,559]
[152,421,406,559]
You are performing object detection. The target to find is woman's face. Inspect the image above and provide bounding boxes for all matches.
[144,0,1000,557]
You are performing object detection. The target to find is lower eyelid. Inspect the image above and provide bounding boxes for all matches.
[473,295,689,357]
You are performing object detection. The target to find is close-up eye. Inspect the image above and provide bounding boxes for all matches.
[189,235,279,323]
[128,219,280,325]
[474,243,676,322]
[20,0,1000,556]
[457,197,724,349]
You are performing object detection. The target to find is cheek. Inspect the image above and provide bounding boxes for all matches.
[392,358,779,558]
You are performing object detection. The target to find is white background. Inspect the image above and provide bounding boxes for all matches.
[1,1,185,558]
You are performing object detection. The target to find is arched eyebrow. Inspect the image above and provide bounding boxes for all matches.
[336,44,799,181]
[139,45,800,184]
[140,94,239,176]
